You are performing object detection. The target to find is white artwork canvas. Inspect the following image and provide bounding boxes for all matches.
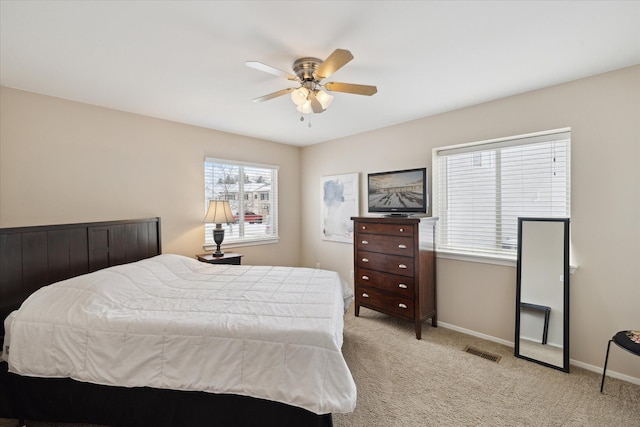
[321,173,359,243]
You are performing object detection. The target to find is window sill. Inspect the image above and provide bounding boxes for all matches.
[203,237,280,251]
[437,250,578,273]
[437,250,517,267]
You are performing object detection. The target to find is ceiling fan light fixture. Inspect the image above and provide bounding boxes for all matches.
[291,87,309,106]
[315,90,334,110]
[297,99,312,114]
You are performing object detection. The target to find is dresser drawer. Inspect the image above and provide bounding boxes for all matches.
[357,250,414,277]
[356,233,414,257]
[356,222,414,238]
[356,268,415,297]
[357,286,414,320]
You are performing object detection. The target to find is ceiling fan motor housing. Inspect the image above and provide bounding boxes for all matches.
[293,57,322,83]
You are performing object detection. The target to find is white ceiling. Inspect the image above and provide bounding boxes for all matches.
[1,1,639,147]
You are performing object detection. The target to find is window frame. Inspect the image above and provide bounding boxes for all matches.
[204,157,279,249]
[432,128,571,264]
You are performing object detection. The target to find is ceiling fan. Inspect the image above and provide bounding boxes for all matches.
[246,49,377,116]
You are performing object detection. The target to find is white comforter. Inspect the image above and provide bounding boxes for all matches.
[3,254,356,414]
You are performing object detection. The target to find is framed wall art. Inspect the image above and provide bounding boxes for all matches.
[321,173,359,243]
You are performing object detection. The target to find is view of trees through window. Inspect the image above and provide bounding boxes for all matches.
[204,159,278,245]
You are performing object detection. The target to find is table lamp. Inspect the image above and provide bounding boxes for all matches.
[203,200,234,257]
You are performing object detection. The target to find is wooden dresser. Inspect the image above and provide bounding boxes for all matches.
[351,216,437,339]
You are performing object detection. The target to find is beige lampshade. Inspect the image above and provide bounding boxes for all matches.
[203,200,234,224]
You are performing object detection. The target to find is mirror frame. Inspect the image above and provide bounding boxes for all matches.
[515,217,570,373]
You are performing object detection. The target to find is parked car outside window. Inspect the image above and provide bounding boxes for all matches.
[234,212,263,224]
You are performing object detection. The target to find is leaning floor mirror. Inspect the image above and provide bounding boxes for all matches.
[515,217,570,372]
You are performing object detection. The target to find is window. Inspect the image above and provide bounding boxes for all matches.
[204,158,279,246]
[433,129,570,259]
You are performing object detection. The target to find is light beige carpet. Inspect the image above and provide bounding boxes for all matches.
[2,307,639,427]
[334,306,640,427]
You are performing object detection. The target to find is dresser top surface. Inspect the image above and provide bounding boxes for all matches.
[351,216,438,224]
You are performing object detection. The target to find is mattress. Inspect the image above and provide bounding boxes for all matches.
[3,254,356,414]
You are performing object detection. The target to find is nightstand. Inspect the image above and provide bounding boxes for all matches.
[197,253,244,265]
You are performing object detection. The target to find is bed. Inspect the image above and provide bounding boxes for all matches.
[0,218,356,426]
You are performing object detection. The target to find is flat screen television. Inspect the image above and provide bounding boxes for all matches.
[367,167,428,216]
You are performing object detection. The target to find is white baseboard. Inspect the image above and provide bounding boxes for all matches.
[570,359,640,386]
[439,321,514,347]
[438,321,640,386]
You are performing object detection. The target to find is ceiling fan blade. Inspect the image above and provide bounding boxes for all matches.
[246,61,297,81]
[314,49,354,80]
[310,94,325,114]
[252,87,295,103]
[325,82,378,96]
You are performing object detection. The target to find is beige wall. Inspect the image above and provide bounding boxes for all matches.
[0,86,302,266]
[300,65,640,381]
[1,66,638,382]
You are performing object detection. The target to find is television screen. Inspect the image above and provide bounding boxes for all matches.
[367,168,428,215]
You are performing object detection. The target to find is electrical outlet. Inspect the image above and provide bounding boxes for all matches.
[316,262,320,269]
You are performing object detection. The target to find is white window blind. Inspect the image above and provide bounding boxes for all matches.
[204,158,279,246]
[433,129,570,258]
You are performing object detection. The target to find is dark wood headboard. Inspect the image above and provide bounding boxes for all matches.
[0,217,162,339]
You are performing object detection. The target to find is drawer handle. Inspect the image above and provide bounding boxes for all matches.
[398,284,408,289]
[361,226,367,230]
[362,258,369,263]
[362,275,370,281]
[361,240,369,244]
[398,264,407,269]
[398,244,407,249]
[398,303,408,309]
[362,293,370,298]
[399,228,404,232]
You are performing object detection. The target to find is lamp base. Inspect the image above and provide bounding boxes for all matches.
[213,226,225,257]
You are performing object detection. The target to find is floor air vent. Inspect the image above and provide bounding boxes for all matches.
[464,346,502,363]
